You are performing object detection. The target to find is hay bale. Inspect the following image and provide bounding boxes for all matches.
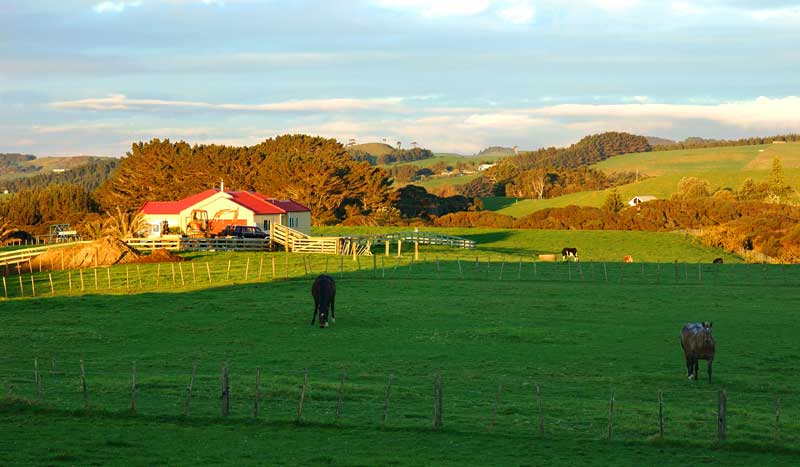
[538,254,557,262]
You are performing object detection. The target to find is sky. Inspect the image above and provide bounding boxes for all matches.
[2,0,800,157]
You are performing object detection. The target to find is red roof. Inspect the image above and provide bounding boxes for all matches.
[139,189,310,215]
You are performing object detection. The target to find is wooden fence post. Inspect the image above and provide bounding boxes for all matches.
[126,267,131,289]
[137,265,143,288]
[2,276,7,299]
[488,383,502,432]
[171,263,176,286]
[271,257,276,281]
[253,367,261,419]
[106,267,111,289]
[80,269,86,291]
[206,263,212,284]
[536,384,543,436]
[335,372,346,421]
[499,260,505,281]
[156,264,161,288]
[244,258,250,281]
[67,270,72,293]
[130,361,137,413]
[17,273,24,297]
[775,396,781,441]
[48,274,55,296]
[80,359,88,408]
[184,363,197,417]
[434,372,443,430]
[178,263,185,286]
[603,263,608,282]
[30,274,36,297]
[258,257,263,281]
[221,362,230,417]
[34,358,41,400]
[381,374,393,428]
[94,268,99,290]
[717,389,726,442]
[607,388,615,440]
[226,260,232,281]
[297,368,308,423]
[658,389,664,438]
[518,259,522,280]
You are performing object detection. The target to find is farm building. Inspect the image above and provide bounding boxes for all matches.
[627,195,657,207]
[139,189,311,237]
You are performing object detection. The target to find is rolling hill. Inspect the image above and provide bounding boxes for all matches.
[346,142,396,157]
[494,142,800,218]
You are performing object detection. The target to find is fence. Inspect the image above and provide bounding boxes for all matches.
[1,361,796,448]
[2,254,800,300]
[124,237,271,252]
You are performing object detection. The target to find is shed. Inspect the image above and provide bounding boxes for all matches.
[627,195,657,207]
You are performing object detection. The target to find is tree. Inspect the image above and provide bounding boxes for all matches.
[603,189,625,213]
[673,177,711,199]
[768,157,793,203]
[105,207,147,239]
[0,216,18,244]
[737,178,769,201]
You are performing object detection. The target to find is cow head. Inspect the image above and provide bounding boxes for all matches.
[701,321,713,344]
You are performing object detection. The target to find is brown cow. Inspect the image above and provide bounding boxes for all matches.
[623,255,633,263]
[680,322,715,383]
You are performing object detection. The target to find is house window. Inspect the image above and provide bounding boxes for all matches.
[288,217,297,228]
[263,220,271,231]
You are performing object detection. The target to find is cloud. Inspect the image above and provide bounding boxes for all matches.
[750,6,800,20]
[498,0,536,24]
[92,1,142,13]
[588,0,640,12]
[50,94,408,113]
[373,0,537,23]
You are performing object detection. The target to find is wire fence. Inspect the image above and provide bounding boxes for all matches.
[1,360,797,448]
[2,252,800,300]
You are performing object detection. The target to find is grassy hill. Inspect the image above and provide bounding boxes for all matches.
[495,143,800,218]
[347,142,396,156]
[2,234,799,466]
[0,155,115,183]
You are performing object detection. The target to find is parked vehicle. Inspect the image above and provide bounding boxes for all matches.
[219,225,269,239]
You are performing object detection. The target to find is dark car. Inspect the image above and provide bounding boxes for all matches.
[220,225,269,239]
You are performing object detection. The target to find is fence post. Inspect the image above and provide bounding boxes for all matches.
[2,276,6,299]
[137,265,143,288]
[518,259,522,280]
[206,263,212,284]
[607,388,615,440]
[297,368,308,423]
[258,257,264,281]
[30,274,36,297]
[272,257,276,281]
[717,389,726,442]
[499,261,505,281]
[18,273,24,297]
[179,263,185,286]
[171,263,176,286]
[244,258,250,281]
[80,359,88,408]
[221,362,230,417]
[336,372,346,420]
[775,396,781,441]
[67,270,72,292]
[658,389,664,438]
[488,383,502,432]
[130,361,137,413]
[434,372,443,430]
[603,263,608,282]
[536,384,543,436]
[156,264,161,287]
[106,267,111,289]
[48,274,55,296]
[34,358,41,400]
[94,268,99,290]
[253,367,261,419]
[184,363,197,417]
[381,374,393,428]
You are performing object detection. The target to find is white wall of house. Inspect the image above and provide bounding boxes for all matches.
[178,193,255,231]
[287,211,311,235]
[254,214,283,233]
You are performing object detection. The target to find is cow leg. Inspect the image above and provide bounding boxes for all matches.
[330,293,336,324]
[311,299,319,325]
[685,357,694,379]
[707,359,713,384]
[693,361,699,380]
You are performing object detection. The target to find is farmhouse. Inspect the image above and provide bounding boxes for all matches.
[139,189,311,236]
[477,163,496,171]
[627,195,657,207]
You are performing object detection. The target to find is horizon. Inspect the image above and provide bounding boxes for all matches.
[3,0,800,157]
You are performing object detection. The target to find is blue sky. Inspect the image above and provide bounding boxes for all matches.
[2,0,800,156]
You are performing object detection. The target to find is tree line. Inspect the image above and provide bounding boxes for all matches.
[349,147,434,166]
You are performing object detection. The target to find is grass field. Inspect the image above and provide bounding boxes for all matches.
[3,230,798,466]
[494,143,800,218]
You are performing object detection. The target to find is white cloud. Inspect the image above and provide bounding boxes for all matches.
[751,6,800,21]
[670,1,708,16]
[92,1,142,13]
[498,0,536,24]
[50,94,408,112]
[588,0,639,12]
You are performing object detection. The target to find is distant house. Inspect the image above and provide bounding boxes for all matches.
[628,195,657,207]
[139,189,311,236]
[477,163,496,171]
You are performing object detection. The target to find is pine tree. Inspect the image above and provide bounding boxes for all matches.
[768,157,793,203]
[603,189,625,213]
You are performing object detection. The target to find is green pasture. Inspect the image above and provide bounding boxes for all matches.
[2,249,800,466]
[495,143,800,218]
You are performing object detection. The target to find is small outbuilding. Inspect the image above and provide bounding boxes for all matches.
[139,189,311,237]
[627,195,657,207]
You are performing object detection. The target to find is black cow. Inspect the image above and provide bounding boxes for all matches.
[561,247,578,262]
[712,258,724,264]
[311,274,336,328]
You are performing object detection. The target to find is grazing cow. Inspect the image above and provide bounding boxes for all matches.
[311,274,336,328]
[561,247,578,262]
[623,255,634,263]
[680,322,715,383]
[713,258,724,264]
